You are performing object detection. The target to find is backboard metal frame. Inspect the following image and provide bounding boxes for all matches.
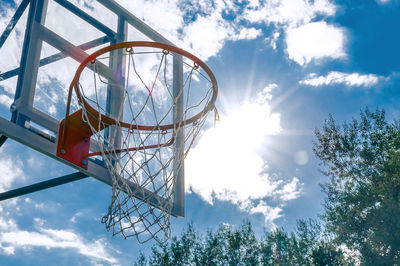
[0,0,184,218]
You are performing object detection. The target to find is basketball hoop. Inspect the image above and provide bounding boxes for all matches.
[56,42,217,243]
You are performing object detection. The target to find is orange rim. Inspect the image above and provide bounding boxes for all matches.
[64,41,218,132]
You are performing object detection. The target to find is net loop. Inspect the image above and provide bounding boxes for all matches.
[126,47,134,54]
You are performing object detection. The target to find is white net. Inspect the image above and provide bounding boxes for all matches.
[72,43,216,243]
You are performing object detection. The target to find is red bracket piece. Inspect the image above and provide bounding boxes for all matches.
[57,109,93,170]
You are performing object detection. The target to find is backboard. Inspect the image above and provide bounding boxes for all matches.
[0,0,218,243]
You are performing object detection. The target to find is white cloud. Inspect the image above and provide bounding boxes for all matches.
[0,216,18,232]
[286,21,346,65]
[257,83,277,103]
[0,5,26,95]
[112,0,262,61]
[0,94,13,108]
[70,212,84,223]
[33,218,46,227]
[116,0,183,41]
[0,217,118,264]
[27,154,43,169]
[243,0,336,27]
[186,84,302,227]
[0,148,116,263]
[179,1,263,60]
[266,31,280,50]
[241,0,344,64]
[182,12,233,60]
[275,177,302,201]
[0,151,24,193]
[299,71,381,87]
[232,27,263,41]
[0,4,26,71]
[249,201,283,228]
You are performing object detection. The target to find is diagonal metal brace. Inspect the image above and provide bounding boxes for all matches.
[0,0,30,49]
[0,172,88,201]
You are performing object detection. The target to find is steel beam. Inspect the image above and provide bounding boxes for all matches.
[0,172,89,201]
[54,0,116,38]
[97,0,174,45]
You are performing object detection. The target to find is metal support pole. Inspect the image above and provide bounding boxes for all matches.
[0,172,89,201]
[102,15,127,176]
[105,16,127,150]
[171,55,185,218]
[12,0,49,126]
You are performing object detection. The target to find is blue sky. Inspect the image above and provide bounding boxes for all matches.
[0,0,400,264]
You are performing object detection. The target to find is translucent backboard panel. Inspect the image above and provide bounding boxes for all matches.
[0,0,190,222]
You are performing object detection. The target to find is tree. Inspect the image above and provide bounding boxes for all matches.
[148,223,202,266]
[314,108,400,264]
[136,219,348,265]
[292,219,323,265]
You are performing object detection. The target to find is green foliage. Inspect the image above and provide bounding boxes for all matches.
[136,220,348,265]
[314,108,400,264]
[311,242,346,266]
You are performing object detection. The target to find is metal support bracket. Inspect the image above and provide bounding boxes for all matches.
[0,172,89,201]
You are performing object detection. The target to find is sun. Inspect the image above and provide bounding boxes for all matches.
[185,86,282,205]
